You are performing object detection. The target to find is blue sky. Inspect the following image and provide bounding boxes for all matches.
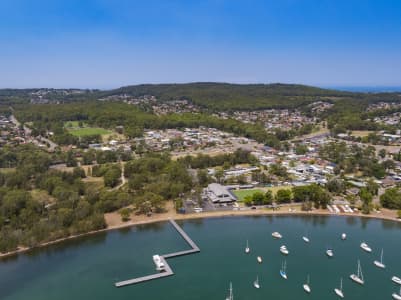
[0,0,401,88]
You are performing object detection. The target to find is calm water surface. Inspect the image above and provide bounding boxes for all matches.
[1,215,401,300]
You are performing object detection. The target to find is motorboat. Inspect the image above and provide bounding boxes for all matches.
[326,248,334,257]
[253,276,260,289]
[334,277,344,298]
[373,248,385,269]
[392,276,401,285]
[280,260,288,279]
[272,232,282,239]
[152,255,165,271]
[257,256,262,263]
[280,245,289,255]
[303,275,311,293]
[393,287,401,300]
[245,240,250,254]
[360,242,372,253]
[350,260,364,285]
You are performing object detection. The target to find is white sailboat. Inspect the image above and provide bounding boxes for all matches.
[392,276,401,285]
[253,276,260,289]
[257,256,262,263]
[225,282,233,300]
[334,277,345,298]
[245,240,250,254]
[280,260,288,279]
[360,242,372,253]
[373,248,385,269]
[350,260,364,285]
[303,274,311,293]
[341,233,347,240]
[392,286,401,300]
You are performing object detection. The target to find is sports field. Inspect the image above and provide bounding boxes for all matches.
[233,189,264,201]
[64,121,111,137]
[68,127,111,137]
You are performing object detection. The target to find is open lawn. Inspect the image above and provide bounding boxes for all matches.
[233,189,264,201]
[64,121,111,137]
[68,127,111,137]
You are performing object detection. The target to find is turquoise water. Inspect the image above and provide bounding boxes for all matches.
[1,215,401,300]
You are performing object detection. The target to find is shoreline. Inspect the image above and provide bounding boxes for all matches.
[1,208,400,259]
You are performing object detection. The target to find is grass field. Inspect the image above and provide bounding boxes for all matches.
[68,127,111,137]
[233,189,264,201]
[233,186,292,201]
[64,121,111,137]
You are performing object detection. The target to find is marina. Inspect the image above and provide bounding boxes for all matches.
[2,215,401,300]
[114,219,200,287]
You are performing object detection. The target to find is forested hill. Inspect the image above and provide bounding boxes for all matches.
[106,82,352,110]
[1,83,400,111]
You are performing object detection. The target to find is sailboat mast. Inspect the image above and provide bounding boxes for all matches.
[340,278,343,291]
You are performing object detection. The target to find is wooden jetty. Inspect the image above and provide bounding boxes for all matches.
[114,219,200,287]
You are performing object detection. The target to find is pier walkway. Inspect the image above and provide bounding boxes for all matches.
[114,219,200,287]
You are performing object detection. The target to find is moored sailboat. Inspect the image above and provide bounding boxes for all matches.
[373,248,385,269]
[253,276,260,289]
[350,260,364,285]
[334,277,345,298]
[245,240,250,254]
[303,274,311,293]
[225,282,233,300]
[280,260,288,279]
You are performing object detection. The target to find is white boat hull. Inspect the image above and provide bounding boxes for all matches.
[303,236,310,243]
[374,261,385,269]
[393,293,401,300]
[341,233,347,240]
[350,274,364,285]
[272,232,282,239]
[360,243,372,253]
[254,282,260,289]
[334,288,344,298]
[245,248,250,254]
[303,284,311,293]
[326,250,334,257]
[257,256,262,263]
[392,276,401,285]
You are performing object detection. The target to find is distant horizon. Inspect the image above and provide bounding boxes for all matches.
[1,82,401,94]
